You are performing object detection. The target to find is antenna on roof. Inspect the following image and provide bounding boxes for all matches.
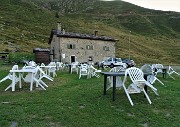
[129,31,131,60]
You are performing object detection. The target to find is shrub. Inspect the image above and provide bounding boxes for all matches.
[8,52,35,64]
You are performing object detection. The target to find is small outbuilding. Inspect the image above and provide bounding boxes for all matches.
[33,48,50,64]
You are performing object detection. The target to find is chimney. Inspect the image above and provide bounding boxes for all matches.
[62,29,65,34]
[94,30,98,36]
[57,22,61,31]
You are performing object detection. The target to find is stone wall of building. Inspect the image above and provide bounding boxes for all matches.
[50,36,115,64]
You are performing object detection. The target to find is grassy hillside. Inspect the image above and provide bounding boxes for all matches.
[0,0,179,64]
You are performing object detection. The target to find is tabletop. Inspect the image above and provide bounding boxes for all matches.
[10,68,36,73]
[101,71,151,76]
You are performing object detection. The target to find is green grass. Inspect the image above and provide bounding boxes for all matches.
[0,62,179,127]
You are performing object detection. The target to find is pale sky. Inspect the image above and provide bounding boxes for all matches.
[100,0,180,12]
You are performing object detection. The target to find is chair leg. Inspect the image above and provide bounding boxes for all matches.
[41,75,53,81]
[5,84,12,91]
[169,74,175,80]
[123,85,134,106]
[34,78,46,90]
[142,89,152,104]
[156,78,165,86]
[39,80,48,87]
[0,76,10,83]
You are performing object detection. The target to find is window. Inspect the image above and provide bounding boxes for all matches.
[103,46,110,51]
[86,45,93,50]
[88,56,93,61]
[67,44,76,49]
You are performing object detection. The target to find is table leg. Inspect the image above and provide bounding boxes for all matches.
[162,69,167,78]
[144,75,148,98]
[113,76,116,101]
[12,72,17,91]
[104,75,107,95]
[30,73,34,91]
[19,73,22,89]
[69,65,71,73]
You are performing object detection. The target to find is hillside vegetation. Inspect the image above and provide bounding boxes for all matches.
[0,0,180,64]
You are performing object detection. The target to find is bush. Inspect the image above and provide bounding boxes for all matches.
[8,52,35,64]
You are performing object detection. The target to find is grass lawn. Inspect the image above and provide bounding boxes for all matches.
[0,63,179,127]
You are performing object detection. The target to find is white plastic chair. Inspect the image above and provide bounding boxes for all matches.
[167,65,180,80]
[48,62,57,77]
[79,64,88,79]
[0,65,20,91]
[71,62,79,74]
[27,61,37,67]
[36,66,54,82]
[56,62,64,71]
[140,64,164,87]
[152,64,164,75]
[122,67,158,106]
[87,65,101,78]
[40,63,48,74]
[22,67,47,91]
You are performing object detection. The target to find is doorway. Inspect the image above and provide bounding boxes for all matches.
[70,55,75,63]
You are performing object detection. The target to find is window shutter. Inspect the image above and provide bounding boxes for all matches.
[73,44,76,49]
[67,44,70,49]
[103,46,105,50]
[91,45,93,50]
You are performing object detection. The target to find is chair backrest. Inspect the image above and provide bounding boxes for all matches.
[71,62,78,68]
[28,61,37,67]
[155,64,163,69]
[167,65,175,74]
[23,68,38,83]
[41,63,46,66]
[125,67,144,83]
[140,64,153,74]
[49,62,56,66]
[80,64,88,69]
[152,64,163,74]
[110,66,125,72]
[56,62,63,67]
[79,64,88,75]
[12,65,19,70]
[48,62,56,71]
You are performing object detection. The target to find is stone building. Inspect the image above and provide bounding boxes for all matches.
[48,23,117,64]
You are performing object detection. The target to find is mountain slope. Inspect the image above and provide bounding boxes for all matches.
[0,0,179,64]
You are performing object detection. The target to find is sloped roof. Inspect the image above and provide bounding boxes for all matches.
[33,48,50,52]
[48,29,118,44]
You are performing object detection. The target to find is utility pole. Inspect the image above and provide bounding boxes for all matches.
[129,31,131,60]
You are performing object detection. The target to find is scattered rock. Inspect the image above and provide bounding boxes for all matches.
[115,108,124,112]
[142,122,148,127]
[10,121,18,127]
[127,112,135,117]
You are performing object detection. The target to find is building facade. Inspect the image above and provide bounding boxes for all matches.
[48,23,117,64]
